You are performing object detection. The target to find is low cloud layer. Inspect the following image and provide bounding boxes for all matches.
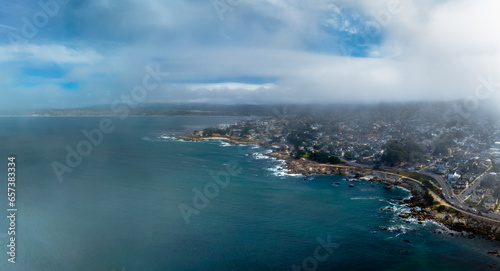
[0,0,499,110]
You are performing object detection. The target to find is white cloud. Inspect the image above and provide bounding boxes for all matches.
[1,0,500,109]
[0,44,103,64]
[187,83,275,91]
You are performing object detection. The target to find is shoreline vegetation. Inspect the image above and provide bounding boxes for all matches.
[178,134,500,243]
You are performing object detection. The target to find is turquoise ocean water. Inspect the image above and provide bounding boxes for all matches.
[1,117,500,270]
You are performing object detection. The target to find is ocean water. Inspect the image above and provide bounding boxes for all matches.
[1,117,500,271]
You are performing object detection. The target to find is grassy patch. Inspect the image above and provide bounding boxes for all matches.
[464,199,478,206]
[392,170,440,187]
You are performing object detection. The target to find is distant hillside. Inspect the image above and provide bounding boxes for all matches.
[1,100,498,122]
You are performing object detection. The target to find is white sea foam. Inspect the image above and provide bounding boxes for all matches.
[219,141,232,147]
[394,186,412,200]
[141,136,154,141]
[200,139,233,147]
[160,134,175,139]
[380,223,414,238]
[266,160,302,177]
[385,224,412,233]
[396,186,411,193]
[149,134,186,142]
[381,197,447,231]
[268,167,302,177]
[253,152,274,160]
[238,144,258,148]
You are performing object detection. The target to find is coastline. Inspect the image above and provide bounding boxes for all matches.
[267,150,500,241]
[177,134,258,145]
[179,134,500,242]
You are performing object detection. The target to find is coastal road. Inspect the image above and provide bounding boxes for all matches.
[343,160,500,222]
[429,192,500,225]
[420,169,450,196]
[419,169,471,209]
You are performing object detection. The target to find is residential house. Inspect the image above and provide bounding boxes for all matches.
[483,196,498,210]
[469,190,483,205]
[448,172,461,183]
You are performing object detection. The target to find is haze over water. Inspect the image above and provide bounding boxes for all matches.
[1,117,499,270]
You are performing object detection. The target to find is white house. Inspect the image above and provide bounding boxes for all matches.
[448,172,461,183]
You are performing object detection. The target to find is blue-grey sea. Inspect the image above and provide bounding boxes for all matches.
[1,117,500,270]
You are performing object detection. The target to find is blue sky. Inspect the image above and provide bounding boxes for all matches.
[0,0,499,110]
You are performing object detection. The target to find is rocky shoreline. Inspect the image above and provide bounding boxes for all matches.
[266,150,500,241]
[179,135,500,243]
[177,135,258,145]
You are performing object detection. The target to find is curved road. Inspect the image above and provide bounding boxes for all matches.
[340,159,500,222]
[419,169,500,222]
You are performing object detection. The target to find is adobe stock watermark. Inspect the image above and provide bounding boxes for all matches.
[338,0,403,62]
[178,160,242,224]
[288,235,340,271]
[51,63,168,183]
[446,75,500,120]
[212,0,244,21]
[7,0,70,53]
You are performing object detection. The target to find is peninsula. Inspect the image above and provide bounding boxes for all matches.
[178,103,500,241]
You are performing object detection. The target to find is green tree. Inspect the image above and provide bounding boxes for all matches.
[493,186,500,199]
[382,141,408,166]
[382,140,424,166]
